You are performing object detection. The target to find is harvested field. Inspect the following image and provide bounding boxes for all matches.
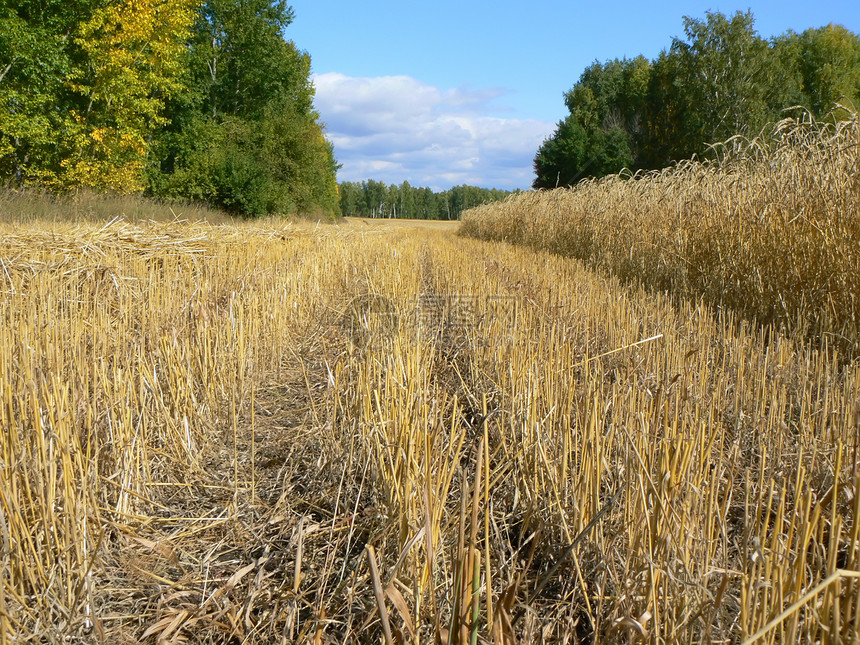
[1,210,858,643]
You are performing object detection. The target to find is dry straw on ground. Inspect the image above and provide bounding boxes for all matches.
[0,189,233,225]
[0,195,858,642]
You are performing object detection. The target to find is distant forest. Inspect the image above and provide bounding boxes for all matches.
[534,11,860,188]
[338,180,514,220]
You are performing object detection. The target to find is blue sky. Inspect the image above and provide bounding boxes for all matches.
[286,1,860,190]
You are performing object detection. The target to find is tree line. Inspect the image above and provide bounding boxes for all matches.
[338,180,514,220]
[534,11,860,188]
[0,0,339,217]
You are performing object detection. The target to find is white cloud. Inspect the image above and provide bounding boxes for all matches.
[312,73,555,190]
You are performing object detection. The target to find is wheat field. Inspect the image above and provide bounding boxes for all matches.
[461,112,860,358]
[0,200,858,643]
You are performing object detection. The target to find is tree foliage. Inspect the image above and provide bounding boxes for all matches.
[776,24,860,117]
[0,0,339,217]
[669,12,777,157]
[189,0,312,119]
[147,0,338,216]
[0,0,195,192]
[0,0,84,182]
[535,11,860,188]
[64,0,197,192]
[534,57,649,187]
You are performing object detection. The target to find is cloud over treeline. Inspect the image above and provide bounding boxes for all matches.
[313,73,555,190]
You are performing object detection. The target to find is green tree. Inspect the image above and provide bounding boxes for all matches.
[186,0,313,120]
[338,180,511,220]
[1,0,194,191]
[640,51,686,168]
[0,1,77,181]
[338,181,362,217]
[149,0,339,216]
[776,24,860,117]
[668,11,789,158]
[533,57,648,188]
[536,10,860,185]
[533,113,633,188]
[415,186,438,219]
[362,180,386,218]
[399,181,416,218]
